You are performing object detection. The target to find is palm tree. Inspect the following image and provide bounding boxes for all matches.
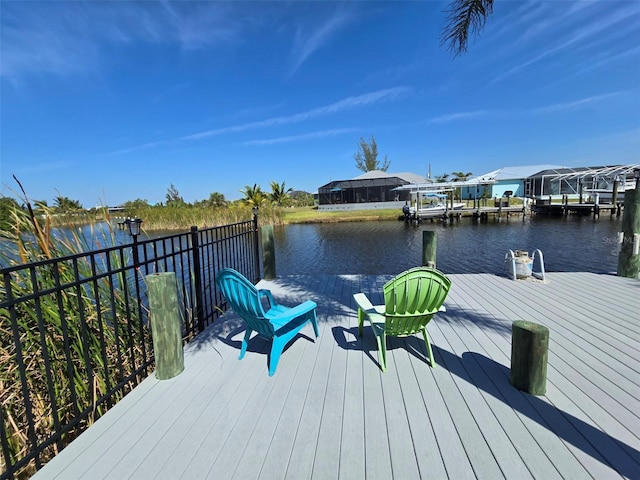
[434,173,450,183]
[54,196,83,212]
[451,171,473,201]
[441,0,494,56]
[269,181,293,207]
[240,184,265,207]
[451,171,473,182]
[206,192,227,208]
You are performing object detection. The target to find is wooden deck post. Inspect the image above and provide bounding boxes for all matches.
[147,272,184,380]
[422,230,437,268]
[510,320,549,395]
[617,172,640,279]
[261,224,276,280]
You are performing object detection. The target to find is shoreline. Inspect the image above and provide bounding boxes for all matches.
[35,200,620,233]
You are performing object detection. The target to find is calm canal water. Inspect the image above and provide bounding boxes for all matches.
[272,215,624,276]
[1,215,623,277]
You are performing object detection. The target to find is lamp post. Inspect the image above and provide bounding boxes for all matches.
[125,218,143,267]
[125,217,146,361]
[126,217,143,238]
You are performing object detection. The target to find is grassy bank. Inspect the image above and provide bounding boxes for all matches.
[113,203,284,230]
[280,207,400,223]
[116,204,401,231]
[45,199,526,232]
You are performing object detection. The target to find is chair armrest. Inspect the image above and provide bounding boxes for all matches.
[258,289,276,308]
[355,292,444,317]
[353,292,374,312]
[269,300,317,331]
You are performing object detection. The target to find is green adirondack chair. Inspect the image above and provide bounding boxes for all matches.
[216,268,319,376]
[353,267,451,371]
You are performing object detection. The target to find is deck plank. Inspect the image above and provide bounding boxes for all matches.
[31,272,640,480]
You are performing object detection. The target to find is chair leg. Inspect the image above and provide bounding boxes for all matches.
[239,328,253,360]
[421,327,435,368]
[310,310,320,338]
[269,337,286,376]
[375,331,387,372]
[357,309,365,337]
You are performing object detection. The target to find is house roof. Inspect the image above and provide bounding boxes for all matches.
[353,170,428,184]
[319,170,429,190]
[473,165,566,181]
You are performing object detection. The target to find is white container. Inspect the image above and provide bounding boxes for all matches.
[514,253,533,279]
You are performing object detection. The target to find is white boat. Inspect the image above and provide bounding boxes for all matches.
[402,192,465,222]
[414,194,464,216]
[416,203,464,214]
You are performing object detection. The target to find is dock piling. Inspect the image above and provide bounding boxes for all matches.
[422,230,437,268]
[147,272,185,380]
[617,170,640,278]
[510,320,549,395]
[261,224,276,280]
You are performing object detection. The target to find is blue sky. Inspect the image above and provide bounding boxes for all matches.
[1,1,639,207]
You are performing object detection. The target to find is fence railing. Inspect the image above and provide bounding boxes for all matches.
[0,218,260,479]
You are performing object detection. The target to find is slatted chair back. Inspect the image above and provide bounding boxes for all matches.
[382,267,451,336]
[216,269,275,338]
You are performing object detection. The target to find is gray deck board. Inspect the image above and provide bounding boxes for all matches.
[32,272,640,480]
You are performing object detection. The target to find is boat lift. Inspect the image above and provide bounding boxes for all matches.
[504,249,546,282]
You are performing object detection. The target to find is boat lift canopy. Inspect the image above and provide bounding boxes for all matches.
[392,177,496,194]
[423,193,447,198]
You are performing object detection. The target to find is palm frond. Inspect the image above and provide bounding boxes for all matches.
[441,0,494,56]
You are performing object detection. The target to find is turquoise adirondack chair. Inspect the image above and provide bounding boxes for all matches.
[216,268,319,376]
[353,267,451,371]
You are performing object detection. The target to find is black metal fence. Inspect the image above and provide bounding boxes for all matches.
[0,218,259,479]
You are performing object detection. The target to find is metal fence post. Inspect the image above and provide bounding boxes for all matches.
[253,209,261,283]
[190,226,205,333]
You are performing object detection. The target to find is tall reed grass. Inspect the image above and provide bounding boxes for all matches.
[119,203,284,231]
[1,186,150,478]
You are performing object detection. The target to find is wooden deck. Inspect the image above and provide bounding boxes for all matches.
[33,272,640,479]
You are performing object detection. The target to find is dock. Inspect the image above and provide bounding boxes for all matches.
[416,205,525,222]
[532,202,623,217]
[413,201,623,223]
[32,272,640,480]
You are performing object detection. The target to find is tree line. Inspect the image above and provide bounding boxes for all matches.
[149,181,313,210]
[0,181,314,231]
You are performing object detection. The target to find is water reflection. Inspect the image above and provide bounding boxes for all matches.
[274,215,623,275]
[2,216,623,277]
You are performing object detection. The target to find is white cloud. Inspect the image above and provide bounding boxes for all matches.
[181,87,411,141]
[428,110,493,124]
[491,1,640,83]
[289,9,356,76]
[244,128,358,146]
[531,92,624,114]
[0,2,244,80]
[4,160,75,176]
[105,87,411,154]
[426,91,624,125]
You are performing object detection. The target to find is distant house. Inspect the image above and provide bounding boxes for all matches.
[463,164,639,200]
[525,165,640,198]
[318,170,428,211]
[460,165,565,200]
